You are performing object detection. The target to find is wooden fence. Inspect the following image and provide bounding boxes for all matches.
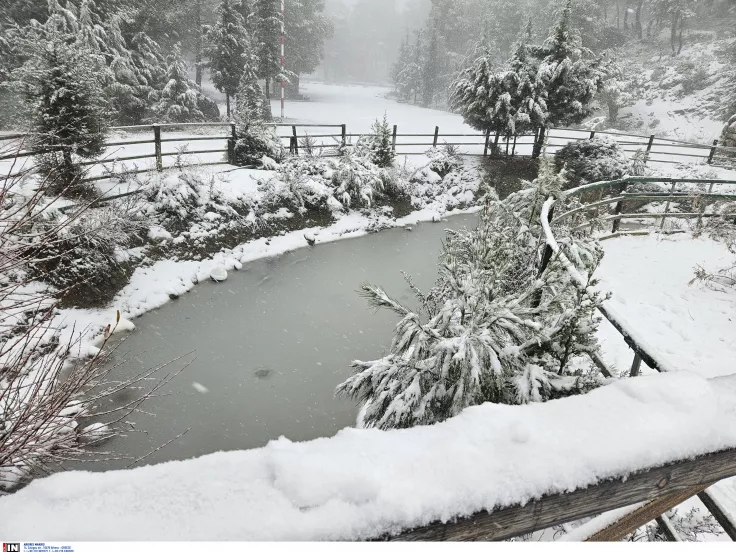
[1,122,734,184]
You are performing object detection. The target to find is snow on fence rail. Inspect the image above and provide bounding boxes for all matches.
[1,122,734,183]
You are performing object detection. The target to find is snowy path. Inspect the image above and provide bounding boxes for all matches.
[596,233,736,378]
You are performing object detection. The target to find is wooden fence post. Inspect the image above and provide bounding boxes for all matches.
[644,134,655,164]
[392,125,397,153]
[696,182,715,233]
[589,130,596,139]
[152,124,163,171]
[660,181,677,230]
[611,182,628,234]
[341,124,346,148]
[228,123,237,164]
[708,139,718,164]
[433,126,439,147]
[292,125,299,155]
[630,353,642,377]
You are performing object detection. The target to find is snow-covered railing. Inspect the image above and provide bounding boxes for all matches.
[2,123,734,183]
[541,176,736,376]
[2,371,736,541]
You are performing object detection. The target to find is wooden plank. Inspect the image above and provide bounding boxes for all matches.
[587,485,708,541]
[698,489,736,541]
[656,515,683,541]
[392,448,736,542]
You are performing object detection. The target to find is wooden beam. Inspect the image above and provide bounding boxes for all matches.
[588,485,707,541]
[698,489,736,541]
[391,448,736,542]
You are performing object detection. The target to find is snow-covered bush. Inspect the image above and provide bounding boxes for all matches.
[233,124,284,168]
[144,166,239,233]
[408,147,479,210]
[330,149,399,209]
[554,137,638,188]
[30,204,147,306]
[337,160,607,430]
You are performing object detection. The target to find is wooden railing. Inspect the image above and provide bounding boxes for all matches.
[394,447,736,541]
[1,122,734,183]
[541,176,736,376]
[525,176,736,541]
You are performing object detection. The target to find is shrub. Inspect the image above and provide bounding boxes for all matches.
[197,94,221,122]
[30,204,147,306]
[233,124,285,167]
[554,137,636,188]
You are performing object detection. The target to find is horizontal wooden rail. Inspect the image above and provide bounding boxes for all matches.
[393,447,736,541]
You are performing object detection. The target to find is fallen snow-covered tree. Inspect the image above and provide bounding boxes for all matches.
[337,160,608,430]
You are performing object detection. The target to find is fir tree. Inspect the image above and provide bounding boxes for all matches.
[236,51,270,125]
[533,0,603,153]
[206,0,249,118]
[359,114,395,169]
[423,25,440,108]
[391,33,410,94]
[152,43,204,123]
[16,34,107,194]
[599,58,635,125]
[253,0,283,100]
[284,0,333,97]
[336,160,606,430]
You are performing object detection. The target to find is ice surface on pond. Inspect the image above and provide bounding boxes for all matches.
[75,215,478,471]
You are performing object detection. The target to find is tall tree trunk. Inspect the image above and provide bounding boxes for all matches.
[226,94,231,119]
[195,0,202,87]
[532,126,546,158]
[646,18,655,38]
[623,2,629,30]
[616,1,620,29]
[265,77,271,99]
[635,0,643,39]
[677,15,685,55]
[670,12,679,55]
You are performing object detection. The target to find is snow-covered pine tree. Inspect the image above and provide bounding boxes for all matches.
[152,43,204,123]
[391,33,410,95]
[599,57,635,125]
[253,0,283,100]
[206,0,249,118]
[422,24,440,108]
[357,114,395,168]
[533,0,603,154]
[235,49,270,125]
[15,31,107,195]
[284,0,333,97]
[336,159,606,430]
[508,39,547,139]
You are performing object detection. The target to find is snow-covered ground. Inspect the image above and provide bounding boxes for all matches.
[2,370,735,541]
[596,233,736,378]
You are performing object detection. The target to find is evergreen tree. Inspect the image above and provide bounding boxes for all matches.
[336,160,605,430]
[422,25,440,107]
[254,0,283,100]
[236,51,270,125]
[533,0,603,152]
[284,0,333,96]
[16,34,107,194]
[206,0,249,118]
[651,0,699,55]
[599,58,635,125]
[508,39,547,138]
[152,43,204,123]
[391,33,410,94]
[359,114,395,168]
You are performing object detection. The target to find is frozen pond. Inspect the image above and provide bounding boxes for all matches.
[81,214,477,470]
